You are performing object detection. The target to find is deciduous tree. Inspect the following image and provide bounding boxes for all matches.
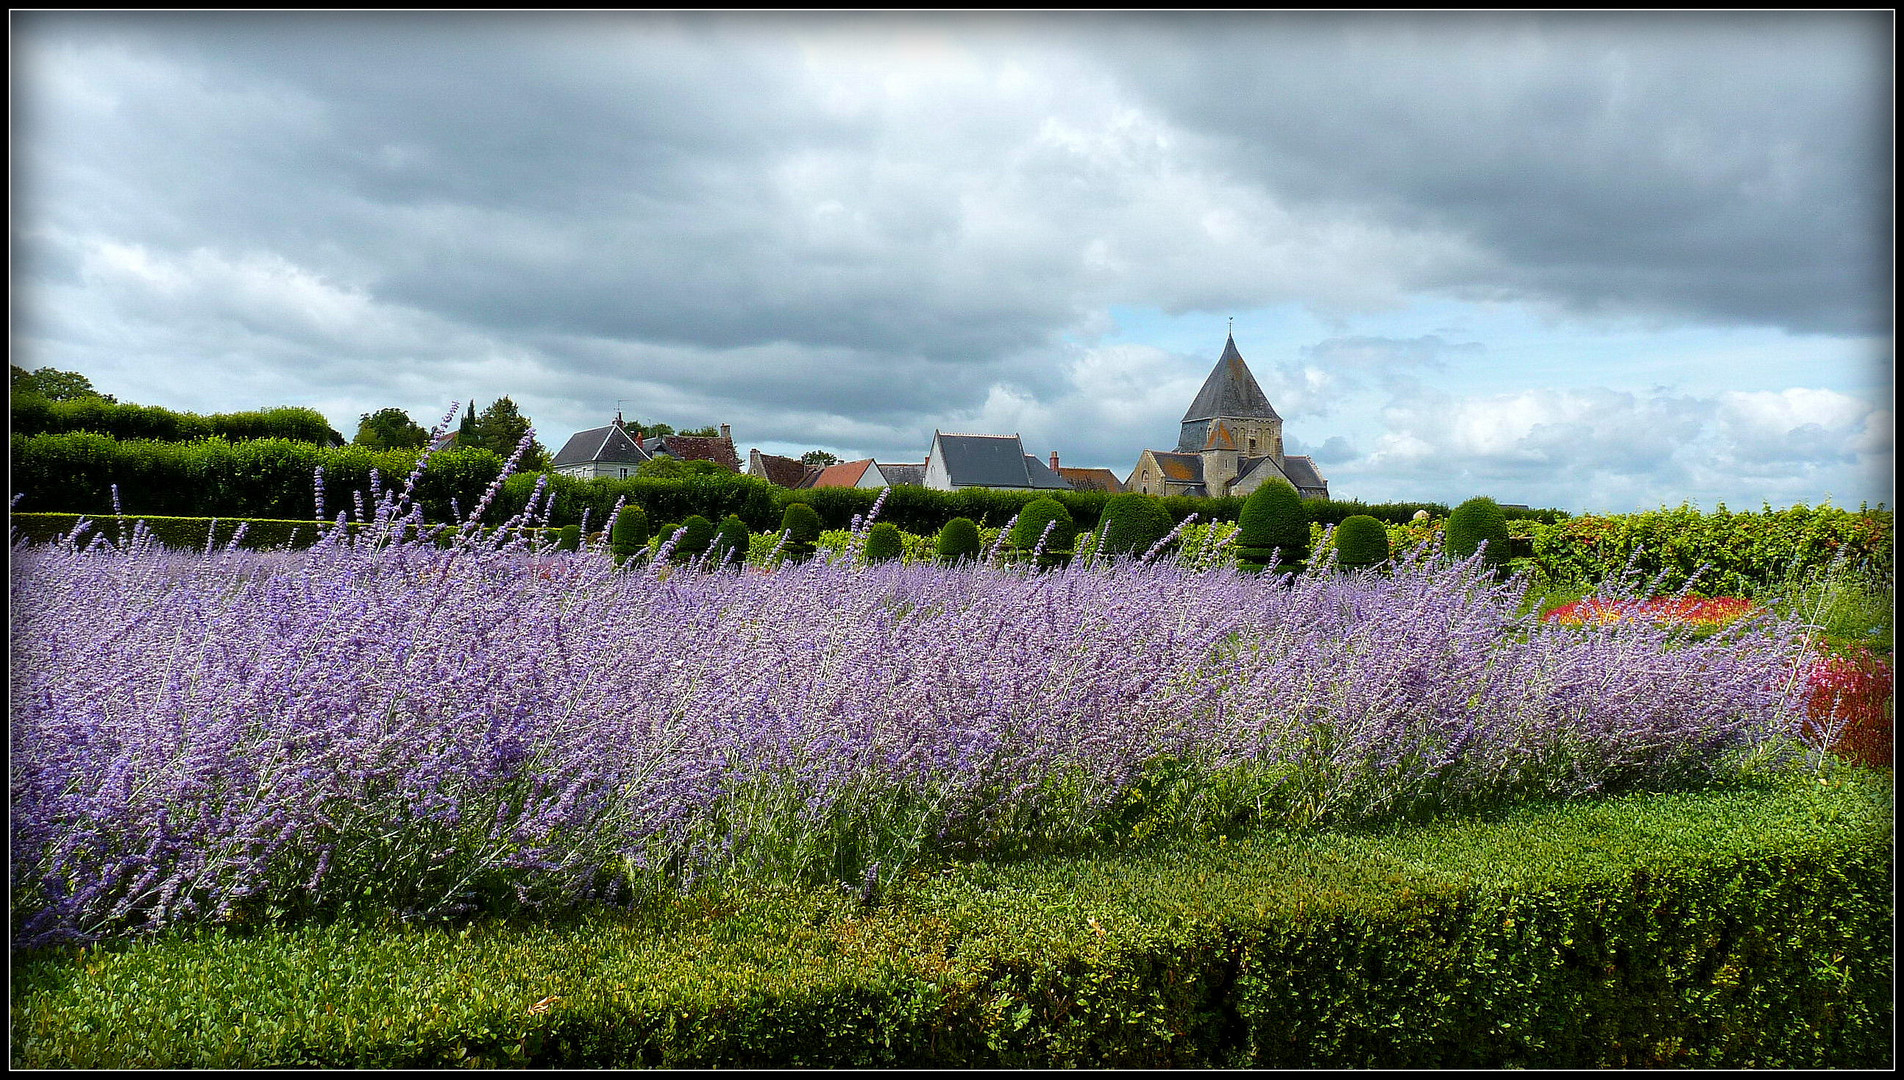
[353,408,430,451]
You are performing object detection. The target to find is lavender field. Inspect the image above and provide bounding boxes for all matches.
[10,477,1824,949]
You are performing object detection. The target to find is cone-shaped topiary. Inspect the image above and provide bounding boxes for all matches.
[554,523,581,552]
[779,502,822,562]
[1097,491,1175,558]
[1009,498,1078,565]
[1445,496,1510,571]
[671,515,716,564]
[935,516,982,564]
[1334,514,1390,571]
[864,521,903,564]
[711,514,751,567]
[610,505,649,566]
[1234,479,1309,573]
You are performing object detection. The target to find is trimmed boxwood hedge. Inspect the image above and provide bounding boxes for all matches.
[10,772,1890,1069]
[8,513,561,553]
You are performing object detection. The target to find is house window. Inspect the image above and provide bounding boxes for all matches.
[618,467,629,479]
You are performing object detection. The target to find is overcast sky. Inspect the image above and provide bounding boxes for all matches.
[12,12,1893,513]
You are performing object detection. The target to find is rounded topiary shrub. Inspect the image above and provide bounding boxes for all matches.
[1009,497,1078,565]
[671,515,716,563]
[609,505,649,566]
[779,502,823,562]
[1234,479,1309,573]
[1446,496,1510,571]
[863,521,903,564]
[936,516,982,564]
[554,523,581,552]
[1097,491,1175,559]
[712,514,751,567]
[1334,514,1390,571]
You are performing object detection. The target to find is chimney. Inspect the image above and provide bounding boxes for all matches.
[1049,451,1060,471]
[719,422,732,442]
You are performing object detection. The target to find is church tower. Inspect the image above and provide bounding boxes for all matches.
[1126,330,1328,500]
[1176,332,1283,462]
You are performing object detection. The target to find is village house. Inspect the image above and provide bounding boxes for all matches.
[1127,333,1328,499]
[744,450,896,489]
[551,414,740,479]
[923,431,1072,492]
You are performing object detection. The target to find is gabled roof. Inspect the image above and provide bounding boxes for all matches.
[1182,333,1279,423]
[878,462,926,486]
[551,422,652,468]
[1280,455,1328,492]
[1147,450,1205,485]
[1234,454,1289,488]
[1022,453,1073,490]
[750,450,819,489]
[644,434,740,471]
[932,432,1070,490]
[1056,466,1124,494]
[811,459,877,488]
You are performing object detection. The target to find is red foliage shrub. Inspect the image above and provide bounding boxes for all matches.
[1805,650,1894,769]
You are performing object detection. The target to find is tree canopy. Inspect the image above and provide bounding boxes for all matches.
[467,397,548,468]
[353,408,431,451]
[800,450,841,467]
[11,364,115,403]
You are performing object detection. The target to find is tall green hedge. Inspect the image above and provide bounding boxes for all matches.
[11,397,344,445]
[18,432,1883,594]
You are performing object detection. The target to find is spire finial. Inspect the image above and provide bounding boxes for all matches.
[1228,316,1234,340]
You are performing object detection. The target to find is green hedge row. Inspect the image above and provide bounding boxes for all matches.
[1528,502,1893,596]
[9,433,507,523]
[9,513,565,552]
[10,773,1891,1068]
[11,432,1569,536]
[11,396,344,445]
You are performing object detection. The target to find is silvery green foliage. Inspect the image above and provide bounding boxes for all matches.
[11,474,1815,946]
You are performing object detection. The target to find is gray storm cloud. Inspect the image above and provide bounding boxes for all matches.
[10,12,1891,508]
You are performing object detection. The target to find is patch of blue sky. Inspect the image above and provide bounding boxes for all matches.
[1090,300,1886,402]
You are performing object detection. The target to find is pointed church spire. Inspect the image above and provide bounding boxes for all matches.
[1181,333,1278,424]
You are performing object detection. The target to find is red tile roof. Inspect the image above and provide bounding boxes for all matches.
[810,459,875,488]
[1056,466,1124,493]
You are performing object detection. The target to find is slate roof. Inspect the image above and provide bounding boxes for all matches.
[1233,454,1285,487]
[1181,333,1280,423]
[1056,466,1124,494]
[931,433,1073,490]
[1281,455,1329,492]
[878,462,926,486]
[551,422,652,469]
[1023,453,1072,489]
[1234,453,1329,496]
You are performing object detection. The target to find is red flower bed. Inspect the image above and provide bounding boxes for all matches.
[1543,596,1761,628]
[1545,595,1891,768]
[1804,649,1894,769]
